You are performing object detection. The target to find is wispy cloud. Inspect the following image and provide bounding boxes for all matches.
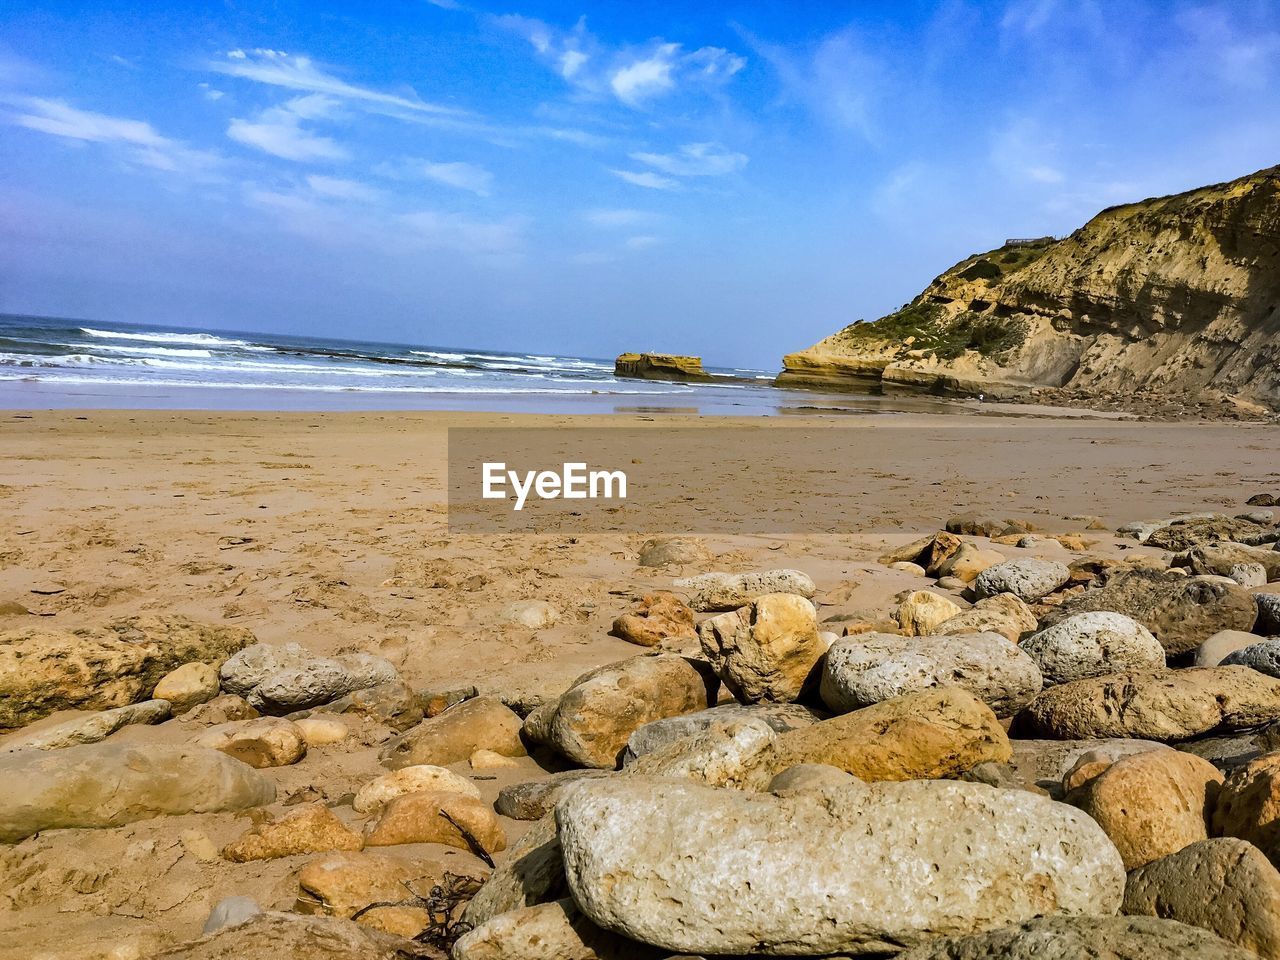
[227,95,346,161]
[2,95,221,175]
[306,174,380,201]
[399,209,526,255]
[631,142,747,176]
[625,234,660,249]
[612,169,679,190]
[418,160,493,196]
[582,207,656,227]
[212,48,463,118]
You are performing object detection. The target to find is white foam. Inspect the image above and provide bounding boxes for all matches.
[79,327,261,349]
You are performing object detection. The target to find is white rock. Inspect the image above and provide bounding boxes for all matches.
[294,716,348,746]
[1020,612,1167,685]
[352,765,481,813]
[1228,563,1268,588]
[673,569,816,612]
[503,599,559,629]
[974,558,1071,602]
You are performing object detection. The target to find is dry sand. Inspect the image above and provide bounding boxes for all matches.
[0,407,1278,956]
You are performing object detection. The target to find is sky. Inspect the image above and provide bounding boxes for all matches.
[1,1,1279,368]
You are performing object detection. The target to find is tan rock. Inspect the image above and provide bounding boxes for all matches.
[222,804,363,862]
[0,616,254,729]
[879,532,960,569]
[1022,667,1280,741]
[753,687,1011,783]
[461,812,565,928]
[698,593,822,703]
[2,699,170,751]
[180,693,258,725]
[1066,749,1223,869]
[363,790,505,855]
[1213,753,1280,863]
[294,716,349,746]
[195,717,307,768]
[379,696,525,770]
[540,654,718,768]
[153,662,221,714]
[1123,838,1280,959]
[154,912,419,959]
[353,765,481,814]
[1197,630,1268,667]
[295,850,450,938]
[609,592,696,648]
[936,592,1037,641]
[895,591,964,637]
[453,897,657,960]
[470,748,519,769]
[933,543,1005,583]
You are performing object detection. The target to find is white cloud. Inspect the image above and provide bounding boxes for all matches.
[418,160,493,196]
[625,234,660,249]
[399,210,525,254]
[631,142,747,177]
[211,48,461,118]
[306,174,380,201]
[582,208,655,227]
[3,95,221,175]
[227,95,346,161]
[610,44,678,104]
[612,169,679,190]
[198,82,225,101]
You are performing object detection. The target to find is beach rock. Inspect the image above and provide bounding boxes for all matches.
[222,803,363,862]
[936,592,1037,641]
[1229,563,1269,588]
[1196,630,1268,667]
[316,681,423,732]
[621,702,820,763]
[453,897,659,960]
[756,686,1011,782]
[673,569,816,612]
[1009,738,1172,795]
[153,661,221,714]
[1065,750,1223,869]
[495,770,612,821]
[880,532,959,568]
[1041,570,1259,655]
[1020,612,1166,685]
[895,591,964,636]
[974,558,1070,602]
[363,790,505,855]
[540,654,718,768]
[353,764,481,814]
[182,693,259,725]
[1123,838,1280,958]
[202,895,263,935]
[946,514,1005,537]
[1,698,170,751]
[503,600,559,630]
[295,716,349,746]
[820,631,1042,717]
[894,915,1256,959]
[934,543,1006,583]
[1178,542,1280,582]
[767,762,860,797]
[1259,594,1280,635]
[158,912,419,960]
[1178,722,1280,772]
[637,537,708,568]
[1022,667,1280,741]
[625,718,777,788]
[381,696,525,770]
[461,812,565,928]
[609,592,695,648]
[557,777,1124,956]
[194,717,308,768]
[0,616,253,729]
[219,643,397,711]
[1224,639,1280,677]
[0,741,274,842]
[1146,515,1277,550]
[1213,753,1280,862]
[470,747,518,769]
[889,560,926,575]
[295,851,445,938]
[697,594,823,703]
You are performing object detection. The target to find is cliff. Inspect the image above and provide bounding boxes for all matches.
[615,353,710,381]
[780,165,1280,407]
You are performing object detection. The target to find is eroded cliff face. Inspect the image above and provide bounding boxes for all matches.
[781,166,1280,406]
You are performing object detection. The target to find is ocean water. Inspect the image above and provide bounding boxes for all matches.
[0,313,964,415]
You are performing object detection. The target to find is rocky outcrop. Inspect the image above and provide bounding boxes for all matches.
[780,166,1280,407]
[614,353,709,381]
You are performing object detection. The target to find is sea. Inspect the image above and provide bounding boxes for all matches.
[0,312,964,415]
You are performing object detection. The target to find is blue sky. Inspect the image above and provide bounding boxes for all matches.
[2,1,1279,368]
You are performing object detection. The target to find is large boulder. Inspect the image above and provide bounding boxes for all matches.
[973,558,1070,602]
[608,593,696,648]
[820,631,1042,717]
[1176,541,1280,582]
[352,765,480,813]
[154,661,221,714]
[1224,639,1280,677]
[1,699,170,751]
[1123,838,1280,959]
[697,594,824,703]
[621,702,820,763]
[557,777,1125,956]
[895,591,965,636]
[673,569,816,612]
[461,812,566,928]
[194,717,308,768]
[220,643,398,713]
[0,616,253,729]
[1039,570,1258,655]
[895,915,1256,959]
[1021,667,1280,741]
[1020,612,1166,685]
[363,790,505,855]
[1065,750,1223,869]
[495,770,611,821]
[1213,753,1280,863]
[1258,594,1280,635]
[936,593,1037,641]
[380,696,525,770]
[222,803,363,862]
[0,741,274,842]
[534,654,718,768]
[624,717,777,789]
[752,687,1011,783]
[932,542,1006,583]
[295,850,447,938]
[1145,515,1277,550]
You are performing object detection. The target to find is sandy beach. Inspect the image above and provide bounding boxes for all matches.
[1,407,1279,958]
